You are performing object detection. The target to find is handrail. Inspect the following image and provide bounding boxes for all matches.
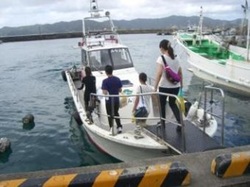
[90,91,186,151]
[203,85,225,146]
[90,91,182,120]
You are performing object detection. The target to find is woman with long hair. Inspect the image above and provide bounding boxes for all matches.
[154,39,183,132]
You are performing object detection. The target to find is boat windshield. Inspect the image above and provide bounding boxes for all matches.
[86,48,133,71]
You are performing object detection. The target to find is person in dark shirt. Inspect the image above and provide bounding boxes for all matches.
[78,66,96,111]
[101,65,123,134]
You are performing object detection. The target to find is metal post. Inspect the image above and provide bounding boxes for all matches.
[203,88,207,133]
[111,96,114,135]
[178,98,186,153]
[246,2,250,61]
[221,91,225,146]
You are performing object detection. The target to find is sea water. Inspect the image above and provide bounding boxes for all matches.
[0,34,249,175]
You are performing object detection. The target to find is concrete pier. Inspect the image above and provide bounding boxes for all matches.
[0,145,249,186]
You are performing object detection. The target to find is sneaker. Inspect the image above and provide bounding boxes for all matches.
[134,129,144,139]
[109,128,114,135]
[134,134,144,139]
[134,129,140,135]
[117,127,122,134]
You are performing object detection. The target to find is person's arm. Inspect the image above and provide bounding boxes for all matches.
[77,79,84,90]
[101,80,108,95]
[119,79,122,93]
[154,63,163,91]
[132,95,139,113]
[132,86,140,113]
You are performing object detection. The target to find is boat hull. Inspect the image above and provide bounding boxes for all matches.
[175,34,250,96]
[83,125,169,162]
[65,70,170,162]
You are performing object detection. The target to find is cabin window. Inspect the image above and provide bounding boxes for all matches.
[88,48,133,71]
[100,50,111,65]
[89,51,101,67]
[110,48,133,69]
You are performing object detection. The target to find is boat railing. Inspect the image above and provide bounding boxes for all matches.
[82,7,121,46]
[209,34,223,45]
[203,85,225,146]
[66,70,80,103]
[186,82,225,146]
[90,91,185,145]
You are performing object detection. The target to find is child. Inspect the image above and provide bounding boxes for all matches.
[132,72,154,138]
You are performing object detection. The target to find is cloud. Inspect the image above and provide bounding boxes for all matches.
[0,0,245,28]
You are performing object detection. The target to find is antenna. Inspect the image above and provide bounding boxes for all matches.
[90,0,100,17]
[243,0,250,61]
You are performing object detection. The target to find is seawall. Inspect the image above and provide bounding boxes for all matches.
[0,145,249,186]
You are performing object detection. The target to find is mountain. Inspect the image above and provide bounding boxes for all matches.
[0,15,242,37]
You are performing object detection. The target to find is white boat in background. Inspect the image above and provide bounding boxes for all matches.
[61,0,222,162]
[174,5,250,96]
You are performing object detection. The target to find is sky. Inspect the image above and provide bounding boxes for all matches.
[0,0,247,28]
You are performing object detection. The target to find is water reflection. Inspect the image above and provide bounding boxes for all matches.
[0,148,12,163]
[22,122,35,130]
[69,116,120,166]
[64,96,120,166]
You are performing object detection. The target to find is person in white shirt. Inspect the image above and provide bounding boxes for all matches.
[132,72,154,138]
[154,39,183,132]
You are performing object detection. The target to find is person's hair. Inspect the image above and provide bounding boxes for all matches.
[139,72,147,83]
[85,66,92,76]
[105,65,113,75]
[159,39,175,60]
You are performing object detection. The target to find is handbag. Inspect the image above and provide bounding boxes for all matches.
[134,86,148,117]
[161,55,181,84]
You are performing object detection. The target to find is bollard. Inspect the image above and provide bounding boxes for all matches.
[211,151,250,178]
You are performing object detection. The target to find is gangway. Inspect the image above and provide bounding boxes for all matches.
[145,85,225,154]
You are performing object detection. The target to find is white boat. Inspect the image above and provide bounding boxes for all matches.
[62,0,221,162]
[174,5,250,96]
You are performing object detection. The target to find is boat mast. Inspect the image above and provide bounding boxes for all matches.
[82,0,101,36]
[242,0,250,61]
[198,6,203,45]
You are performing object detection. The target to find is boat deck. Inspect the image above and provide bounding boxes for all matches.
[145,120,223,154]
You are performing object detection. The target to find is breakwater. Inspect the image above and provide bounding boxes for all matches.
[0,32,83,43]
[0,29,172,43]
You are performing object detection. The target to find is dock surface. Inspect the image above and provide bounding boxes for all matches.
[145,120,222,154]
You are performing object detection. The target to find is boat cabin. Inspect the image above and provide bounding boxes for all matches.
[81,47,134,71]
